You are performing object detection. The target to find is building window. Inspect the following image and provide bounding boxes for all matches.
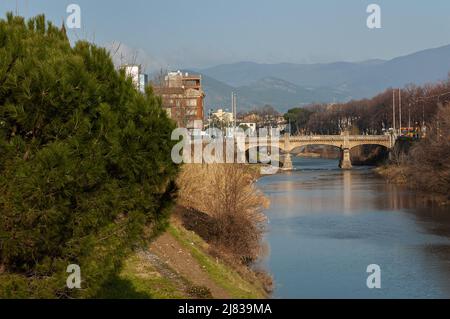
[186,108,197,116]
[186,99,197,107]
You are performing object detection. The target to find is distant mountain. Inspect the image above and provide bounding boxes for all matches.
[197,73,235,111]
[197,73,349,113]
[195,44,450,110]
[234,77,349,111]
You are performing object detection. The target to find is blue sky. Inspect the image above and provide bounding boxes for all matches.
[1,0,450,71]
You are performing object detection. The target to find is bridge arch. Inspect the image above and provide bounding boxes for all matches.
[244,145,286,166]
[348,142,391,152]
[244,142,287,153]
[349,143,391,165]
[287,143,343,154]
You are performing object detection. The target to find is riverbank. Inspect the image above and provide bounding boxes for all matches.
[99,164,272,299]
[375,165,450,206]
[99,214,268,299]
[375,103,450,207]
[374,165,408,184]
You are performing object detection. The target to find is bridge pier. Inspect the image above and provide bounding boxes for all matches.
[282,153,293,171]
[339,148,352,170]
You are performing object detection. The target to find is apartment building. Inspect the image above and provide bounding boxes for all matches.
[153,71,205,129]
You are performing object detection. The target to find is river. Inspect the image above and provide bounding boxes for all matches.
[257,157,450,299]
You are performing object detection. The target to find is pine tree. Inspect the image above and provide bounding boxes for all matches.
[0,13,178,298]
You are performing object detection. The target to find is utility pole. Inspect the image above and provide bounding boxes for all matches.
[422,103,425,128]
[231,92,234,136]
[234,93,237,135]
[408,103,411,132]
[392,89,396,135]
[399,88,402,135]
[231,92,237,136]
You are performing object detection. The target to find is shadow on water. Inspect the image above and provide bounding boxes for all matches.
[257,157,450,299]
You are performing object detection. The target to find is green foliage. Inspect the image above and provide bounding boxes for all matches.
[284,107,312,134]
[0,13,178,298]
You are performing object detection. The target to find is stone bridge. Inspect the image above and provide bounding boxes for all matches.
[245,133,393,170]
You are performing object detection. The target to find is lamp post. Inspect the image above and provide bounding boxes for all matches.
[408,102,411,133]
[392,89,396,136]
[399,88,402,136]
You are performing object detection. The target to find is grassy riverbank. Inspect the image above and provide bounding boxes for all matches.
[374,165,408,185]
[98,218,268,299]
[375,103,450,207]
[375,165,450,206]
[97,163,272,299]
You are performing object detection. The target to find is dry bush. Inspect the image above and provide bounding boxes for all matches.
[177,164,269,264]
[390,145,409,167]
[407,104,450,195]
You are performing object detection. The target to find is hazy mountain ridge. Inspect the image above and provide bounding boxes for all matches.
[195,73,350,112]
[191,44,450,112]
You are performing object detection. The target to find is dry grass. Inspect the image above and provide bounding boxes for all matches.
[406,104,450,196]
[177,164,269,265]
[380,103,450,201]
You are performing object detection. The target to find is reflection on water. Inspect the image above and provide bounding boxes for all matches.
[257,157,450,299]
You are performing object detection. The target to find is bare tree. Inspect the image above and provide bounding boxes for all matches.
[177,164,269,264]
[151,68,168,87]
[407,103,450,194]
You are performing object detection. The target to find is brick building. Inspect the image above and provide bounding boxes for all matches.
[153,71,205,129]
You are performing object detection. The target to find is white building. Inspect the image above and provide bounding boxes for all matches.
[212,109,234,123]
[123,65,148,93]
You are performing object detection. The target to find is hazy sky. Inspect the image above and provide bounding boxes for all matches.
[2,0,450,71]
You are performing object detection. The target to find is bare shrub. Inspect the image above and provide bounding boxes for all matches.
[390,145,409,167]
[254,270,274,294]
[407,103,450,195]
[177,164,269,264]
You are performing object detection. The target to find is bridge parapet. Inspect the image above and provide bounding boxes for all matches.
[289,135,347,142]
[248,134,392,152]
[287,135,390,141]
[346,136,390,141]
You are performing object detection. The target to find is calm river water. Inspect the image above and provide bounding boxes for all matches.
[257,157,450,299]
